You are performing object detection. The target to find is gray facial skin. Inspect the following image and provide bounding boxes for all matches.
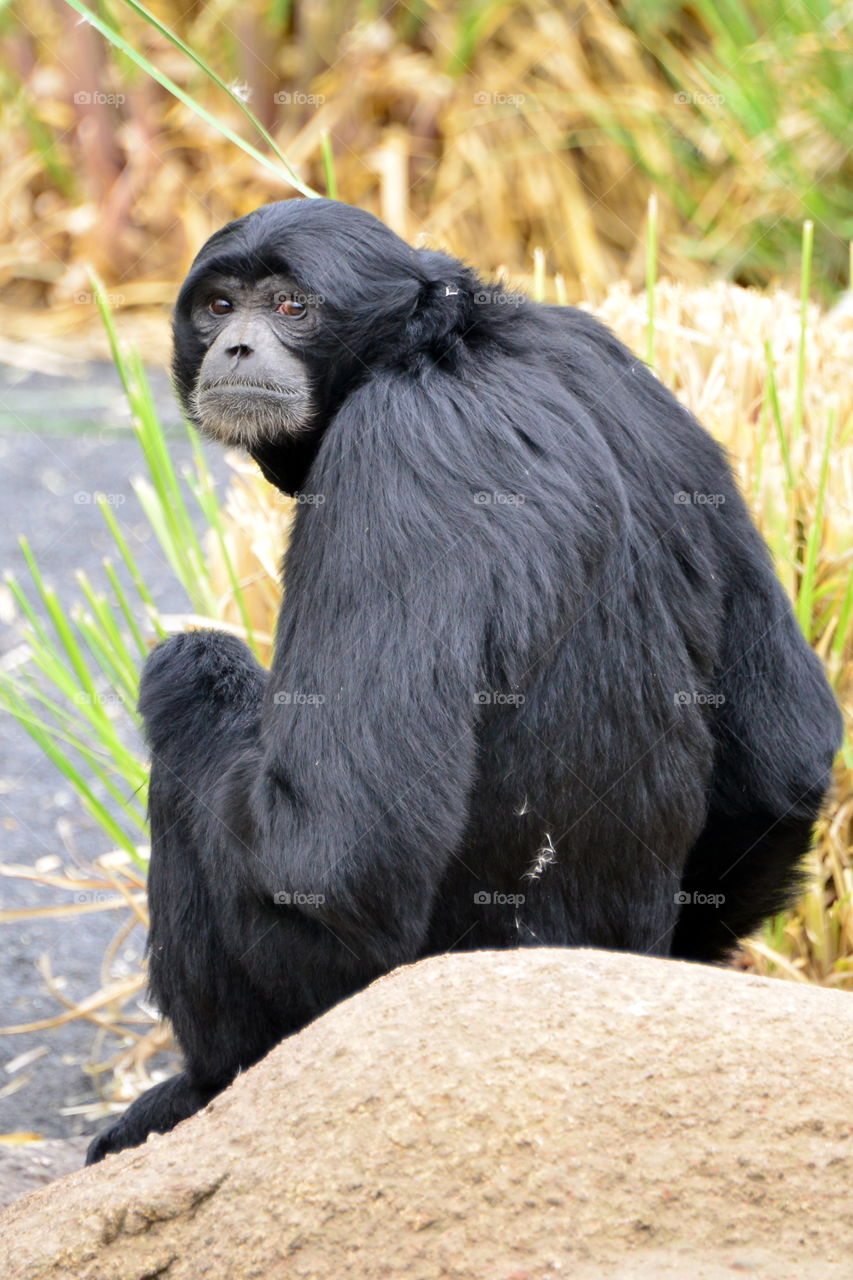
[188,273,317,449]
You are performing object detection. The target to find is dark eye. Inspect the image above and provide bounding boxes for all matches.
[276,298,307,318]
[208,298,232,316]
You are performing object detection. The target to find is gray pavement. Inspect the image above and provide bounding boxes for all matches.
[0,360,229,1142]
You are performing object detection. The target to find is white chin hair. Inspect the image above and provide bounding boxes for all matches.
[190,386,308,448]
[196,412,276,450]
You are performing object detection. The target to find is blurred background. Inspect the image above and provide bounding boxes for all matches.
[2,0,852,334]
[0,0,851,1175]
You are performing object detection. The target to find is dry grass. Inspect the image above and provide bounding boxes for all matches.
[592,279,853,985]
[0,851,177,1117]
[2,0,849,346]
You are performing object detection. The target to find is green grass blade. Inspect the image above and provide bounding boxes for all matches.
[62,0,319,194]
[793,220,814,446]
[831,560,853,665]
[321,130,338,200]
[0,683,140,855]
[117,0,318,194]
[102,559,148,659]
[1,679,148,832]
[97,499,168,641]
[5,570,55,650]
[184,469,258,655]
[797,409,834,638]
[75,571,139,694]
[646,193,658,368]
[763,340,795,491]
[19,539,106,717]
[71,608,137,711]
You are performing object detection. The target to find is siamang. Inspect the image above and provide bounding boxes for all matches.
[86,198,842,1163]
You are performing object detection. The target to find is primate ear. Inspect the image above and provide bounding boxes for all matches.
[407,250,478,350]
[416,248,474,298]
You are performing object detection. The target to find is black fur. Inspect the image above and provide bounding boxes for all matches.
[87,199,842,1163]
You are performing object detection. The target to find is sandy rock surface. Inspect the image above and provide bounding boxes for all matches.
[0,948,850,1279]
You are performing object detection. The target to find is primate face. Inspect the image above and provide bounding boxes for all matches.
[184,272,319,449]
[170,198,476,492]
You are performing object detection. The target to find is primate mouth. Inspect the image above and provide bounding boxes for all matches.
[199,377,303,396]
[190,380,311,447]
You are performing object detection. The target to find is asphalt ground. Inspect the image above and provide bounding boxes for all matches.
[0,358,229,1144]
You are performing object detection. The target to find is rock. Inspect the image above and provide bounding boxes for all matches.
[0,948,850,1279]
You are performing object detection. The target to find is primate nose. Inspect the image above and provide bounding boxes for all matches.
[226,343,253,360]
